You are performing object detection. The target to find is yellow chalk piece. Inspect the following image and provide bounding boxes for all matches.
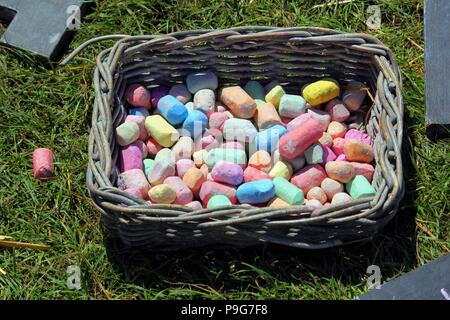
[265,85,285,108]
[302,80,340,107]
[268,197,290,208]
[269,160,293,180]
[144,115,179,147]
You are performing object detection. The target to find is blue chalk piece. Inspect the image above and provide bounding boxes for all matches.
[186,70,218,94]
[182,110,208,138]
[236,179,275,204]
[157,95,188,125]
[128,107,150,117]
[254,125,288,153]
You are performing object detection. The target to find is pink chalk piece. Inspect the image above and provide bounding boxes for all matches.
[336,154,347,161]
[286,113,313,131]
[325,99,350,122]
[308,108,331,131]
[186,201,203,210]
[125,84,151,109]
[203,128,223,141]
[124,188,144,199]
[120,141,144,172]
[118,169,150,198]
[351,162,375,182]
[163,176,193,205]
[32,148,54,180]
[221,141,244,150]
[322,146,337,164]
[150,85,170,108]
[196,135,219,151]
[176,159,195,178]
[199,181,237,204]
[279,117,323,159]
[243,166,272,182]
[345,129,374,146]
[290,164,327,194]
[146,137,162,158]
[209,112,229,130]
[211,160,244,186]
[331,137,346,156]
[125,115,148,141]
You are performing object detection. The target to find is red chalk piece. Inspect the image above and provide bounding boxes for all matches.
[279,117,323,159]
[33,148,54,180]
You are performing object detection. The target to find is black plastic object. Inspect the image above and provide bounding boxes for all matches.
[425,0,450,140]
[0,0,92,62]
[358,254,450,300]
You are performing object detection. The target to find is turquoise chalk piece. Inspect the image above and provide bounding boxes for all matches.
[236,179,275,204]
[207,194,232,209]
[279,94,307,118]
[157,95,188,125]
[273,176,304,205]
[254,125,288,153]
[304,143,324,164]
[346,175,376,199]
[244,80,266,100]
[128,107,150,117]
[205,148,247,168]
[182,109,208,138]
[143,158,155,175]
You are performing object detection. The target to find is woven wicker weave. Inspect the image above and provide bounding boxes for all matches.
[63,26,405,250]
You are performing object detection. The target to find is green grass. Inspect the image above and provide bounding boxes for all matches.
[0,0,448,300]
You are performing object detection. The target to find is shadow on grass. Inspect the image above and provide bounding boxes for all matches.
[103,114,419,298]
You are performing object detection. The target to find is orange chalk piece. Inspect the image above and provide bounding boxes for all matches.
[33,148,54,180]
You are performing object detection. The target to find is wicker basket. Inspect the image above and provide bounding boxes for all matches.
[65,26,405,250]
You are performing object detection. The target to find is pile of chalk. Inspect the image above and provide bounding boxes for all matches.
[116,70,376,210]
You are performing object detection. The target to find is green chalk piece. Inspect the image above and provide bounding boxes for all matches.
[254,99,266,106]
[143,158,155,175]
[155,148,175,164]
[279,94,307,118]
[346,175,376,199]
[273,176,304,205]
[244,80,265,101]
[205,148,247,168]
[304,143,323,164]
[207,194,232,209]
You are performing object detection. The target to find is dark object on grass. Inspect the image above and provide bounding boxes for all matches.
[63,27,404,251]
[424,0,450,140]
[0,0,92,62]
[358,253,450,300]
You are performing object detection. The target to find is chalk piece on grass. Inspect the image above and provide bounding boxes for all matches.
[32,148,54,180]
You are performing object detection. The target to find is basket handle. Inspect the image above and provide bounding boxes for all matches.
[59,34,130,66]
